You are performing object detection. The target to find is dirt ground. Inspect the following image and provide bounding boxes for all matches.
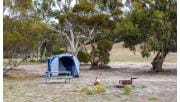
[4,62,177,102]
[4,43,177,102]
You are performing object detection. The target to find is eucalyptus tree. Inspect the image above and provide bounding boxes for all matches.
[116,0,177,72]
[67,1,116,67]
[3,0,59,73]
[3,0,34,73]
[33,0,112,55]
[34,0,81,55]
[3,0,35,56]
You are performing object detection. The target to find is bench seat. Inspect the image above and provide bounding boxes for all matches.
[45,71,72,83]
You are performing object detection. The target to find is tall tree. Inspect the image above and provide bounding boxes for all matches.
[116,0,177,72]
[3,0,34,73]
[33,0,114,55]
[3,0,61,73]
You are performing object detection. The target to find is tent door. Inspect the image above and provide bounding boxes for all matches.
[59,57,75,75]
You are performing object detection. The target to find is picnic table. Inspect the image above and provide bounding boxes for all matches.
[45,71,72,83]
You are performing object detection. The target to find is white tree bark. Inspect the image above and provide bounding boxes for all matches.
[47,21,97,56]
[37,39,48,60]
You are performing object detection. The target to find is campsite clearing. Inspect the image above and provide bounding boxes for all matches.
[4,62,176,102]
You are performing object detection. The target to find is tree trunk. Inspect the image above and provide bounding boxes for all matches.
[90,41,99,69]
[41,47,47,59]
[151,51,168,72]
[37,47,41,60]
[90,62,99,69]
[37,40,44,60]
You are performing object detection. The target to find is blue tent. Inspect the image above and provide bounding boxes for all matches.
[46,53,80,77]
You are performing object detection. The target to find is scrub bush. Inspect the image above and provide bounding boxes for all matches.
[81,87,95,95]
[53,48,65,55]
[85,89,95,95]
[45,52,52,57]
[94,84,106,93]
[77,51,90,63]
[148,96,158,101]
[122,85,132,95]
[90,39,112,68]
[81,84,106,95]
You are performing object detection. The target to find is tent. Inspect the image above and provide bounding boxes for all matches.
[46,53,80,77]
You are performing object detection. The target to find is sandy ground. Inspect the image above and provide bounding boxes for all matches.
[4,62,177,102]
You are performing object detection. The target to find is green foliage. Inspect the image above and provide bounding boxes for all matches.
[111,9,123,16]
[94,84,106,93]
[15,0,32,9]
[81,84,106,95]
[85,89,95,95]
[116,21,141,50]
[110,2,123,9]
[53,48,65,55]
[3,17,33,57]
[4,0,32,14]
[77,51,90,63]
[73,2,94,13]
[88,14,108,26]
[148,96,158,101]
[153,10,164,19]
[3,0,176,73]
[81,87,89,93]
[90,39,113,68]
[122,85,132,95]
[3,0,11,7]
[97,39,113,52]
[114,0,177,71]
[45,52,52,57]
[81,87,95,95]
[34,0,119,56]
[3,15,60,58]
[4,31,22,49]
[58,13,76,23]
[140,44,151,58]
[141,50,150,58]
[132,0,144,10]
[97,40,112,65]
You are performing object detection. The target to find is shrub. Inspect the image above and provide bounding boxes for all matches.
[111,9,123,16]
[148,96,158,101]
[94,84,106,93]
[90,39,113,68]
[45,52,52,57]
[81,87,95,95]
[81,84,106,95]
[81,87,89,93]
[122,85,132,95]
[97,39,113,52]
[85,89,95,95]
[77,51,90,63]
[53,48,65,55]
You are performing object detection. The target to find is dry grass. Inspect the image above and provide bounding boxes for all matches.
[3,69,40,81]
[110,53,176,62]
[122,85,132,95]
[81,84,106,95]
[86,42,176,63]
[148,96,159,102]
[3,42,177,102]
[3,63,176,102]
